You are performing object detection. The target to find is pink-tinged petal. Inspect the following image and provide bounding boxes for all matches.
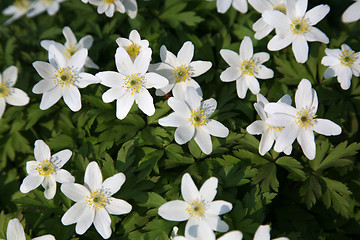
[115,47,135,75]
[305,4,329,25]
[77,73,100,88]
[39,87,63,110]
[61,183,89,202]
[254,225,271,240]
[217,0,232,13]
[207,200,232,215]
[116,93,134,120]
[342,1,360,23]
[63,26,77,46]
[42,175,56,199]
[274,124,298,152]
[6,219,26,240]
[182,173,200,203]
[218,231,243,240]
[20,174,44,193]
[199,177,218,202]
[5,88,29,106]
[55,169,75,183]
[247,120,267,135]
[63,85,81,112]
[194,128,212,155]
[26,161,38,175]
[33,61,56,80]
[262,10,289,30]
[34,140,51,162]
[105,197,132,215]
[97,71,124,88]
[2,66,17,86]
[84,161,103,192]
[240,36,253,60]
[236,76,248,99]
[185,86,202,110]
[134,48,152,75]
[160,45,178,67]
[253,52,270,64]
[295,0,307,17]
[51,149,72,168]
[32,235,55,240]
[189,61,212,77]
[232,0,248,13]
[305,27,329,43]
[158,200,190,221]
[202,119,229,138]
[32,79,56,94]
[313,119,342,136]
[75,207,94,235]
[259,128,275,156]
[175,123,195,144]
[292,36,309,63]
[295,79,313,109]
[264,102,297,116]
[135,89,155,116]
[246,75,260,94]
[220,67,242,82]
[220,49,240,67]
[204,214,229,232]
[177,41,194,66]
[61,202,88,225]
[168,97,191,116]
[173,80,203,101]
[267,34,294,51]
[94,209,112,239]
[158,113,188,127]
[102,87,125,103]
[321,55,340,66]
[79,35,94,49]
[266,113,295,127]
[144,72,169,89]
[297,129,315,160]
[255,66,274,79]
[338,66,353,90]
[101,173,125,196]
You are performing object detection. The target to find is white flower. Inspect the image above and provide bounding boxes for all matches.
[342,0,360,23]
[2,0,31,25]
[264,79,342,160]
[19,140,74,200]
[246,93,292,156]
[27,0,66,18]
[41,26,99,69]
[61,161,132,239]
[158,173,233,240]
[321,44,360,90]
[0,66,30,118]
[88,0,137,18]
[150,41,212,100]
[159,87,229,155]
[3,218,55,240]
[96,47,168,120]
[262,0,330,63]
[220,36,274,99]
[248,0,286,39]
[32,45,100,111]
[116,30,150,61]
[174,227,242,240]
[207,0,248,14]
[253,225,289,240]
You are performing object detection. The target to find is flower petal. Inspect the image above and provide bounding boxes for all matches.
[5,88,29,106]
[313,119,341,136]
[267,34,294,51]
[173,80,203,101]
[158,113,188,127]
[51,150,72,169]
[185,86,202,110]
[218,231,243,240]
[236,76,248,99]
[305,27,329,44]
[115,47,135,75]
[116,93,134,120]
[32,79,56,94]
[201,98,217,117]
[295,0,307,17]
[338,66,353,90]
[97,71,124,88]
[232,0,248,13]
[207,200,233,215]
[84,161,103,192]
[102,87,125,103]
[181,173,200,203]
[75,207,95,235]
[135,89,155,116]
[259,128,275,155]
[144,72,169,89]
[106,197,132,215]
[255,66,274,79]
[253,52,270,64]
[262,10,289,30]
[204,214,229,232]
[246,120,267,135]
[266,113,295,127]
[32,235,56,240]
[94,208,112,239]
[304,4,329,25]
[2,66,17,86]
[63,26,77,46]
[34,140,51,162]
[220,49,240,67]
[160,45,178,67]
[79,35,94,49]
[20,174,44,193]
[190,61,212,77]
[61,183,89,202]
[63,85,81,112]
[342,1,360,23]
[55,169,75,183]
[134,48,152,75]
[202,119,229,138]
[199,177,218,203]
[168,97,191,116]
[321,55,340,66]
[158,200,190,221]
[175,123,195,144]
[194,128,212,155]
[240,36,253,60]
[246,75,261,95]
[297,129,315,160]
[33,61,56,80]
[177,41,194,66]
[295,79,313,109]
[61,202,88,225]
[254,225,271,240]
[77,73,100,88]
[274,124,298,152]
[217,0,232,13]
[292,36,308,63]
[264,102,297,116]
[6,219,25,240]
[220,67,242,82]
[101,173,126,196]
[39,87,63,110]
[42,175,56,199]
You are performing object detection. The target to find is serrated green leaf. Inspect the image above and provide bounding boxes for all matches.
[252,163,278,192]
[276,156,306,180]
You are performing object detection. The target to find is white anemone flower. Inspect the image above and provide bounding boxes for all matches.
[248,0,286,40]
[321,44,360,90]
[116,30,150,61]
[150,41,212,100]
[88,0,137,18]
[342,0,360,23]
[20,140,74,200]
[61,161,132,239]
[2,0,31,25]
[32,45,100,111]
[2,218,55,240]
[220,36,274,99]
[158,173,233,240]
[207,0,248,14]
[159,87,229,155]
[0,66,30,118]
[262,0,330,63]
[246,93,292,156]
[41,26,99,69]
[96,47,168,120]
[27,0,66,17]
[254,225,289,240]
[264,79,342,160]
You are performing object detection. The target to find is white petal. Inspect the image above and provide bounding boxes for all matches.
[202,119,229,138]
[6,219,25,240]
[97,2,108,13]
[218,231,243,240]
[97,71,124,88]
[75,207,94,235]
[116,93,134,120]
[199,177,218,203]
[313,119,342,136]
[204,214,229,232]
[194,128,212,155]
[324,67,336,79]
[274,124,299,152]
[79,35,94,49]
[2,66,17,86]
[295,0,307,17]
[259,128,275,155]
[61,183,89,202]
[39,87,63,110]
[232,0,248,13]
[26,161,38,175]
[295,79,313,109]
[63,86,81,112]
[63,26,77,46]
[69,49,87,70]
[115,47,135,75]
[338,66,353,90]
[262,10,289,30]
[20,174,44,193]
[189,61,212,77]
[342,1,360,23]
[254,24,275,40]
[185,86,202,110]
[248,0,273,13]
[32,235,55,240]
[168,97,191,116]
[135,89,155,116]
[55,169,75,183]
[173,80,203,101]
[77,73,100,88]
[206,200,233,215]
[34,140,51,162]
[264,102,297,116]
[236,76,248,99]
[217,0,232,13]
[33,61,56,79]
[325,48,342,57]
[297,129,315,160]
[5,88,29,106]
[220,67,242,82]
[201,98,217,117]
[42,176,56,199]
[255,66,274,79]
[304,4,329,25]
[175,123,195,144]
[321,55,340,66]
[123,0,137,18]
[266,113,295,127]
[49,45,66,69]
[114,0,125,13]
[185,217,200,239]
[158,200,190,221]
[267,34,294,51]
[94,209,112,239]
[240,36,253,60]
[61,202,88,225]
[254,225,271,240]
[181,173,200,203]
[246,120,267,135]
[101,172,125,196]
[105,197,132,215]
[51,149,72,168]
[305,27,329,44]
[134,48,152,75]
[197,221,216,240]
[246,75,260,95]
[32,79,55,94]
[220,49,240,66]
[160,45,178,67]
[158,113,188,127]
[144,72,169,89]
[292,36,309,63]
[253,52,270,64]
[177,41,194,66]
[102,88,125,103]
[84,161,103,192]
[85,57,99,69]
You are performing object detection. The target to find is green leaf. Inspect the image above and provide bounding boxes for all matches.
[164,144,194,168]
[276,156,306,180]
[252,163,278,192]
[299,175,322,209]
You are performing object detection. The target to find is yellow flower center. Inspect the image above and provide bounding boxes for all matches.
[105,0,114,3]
[186,199,205,219]
[65,44,79,59]
[188,108,208,127]
[123,73,143,95]
[0,83,9,97]
[53,67,77,88]
[174,66,191,83]
[339,49,356,66]
[269,125,284,132]
[41,0,54,4]
[290,17,310,35]
[86,190,109,210]
[296,107,316,129]
[14,0,30,10]
[36,160,55,176]
[273,4,286,14]
[240,59,258,76]
[126,43,140,58]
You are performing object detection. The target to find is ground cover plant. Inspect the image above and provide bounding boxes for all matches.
[0,0,360,239]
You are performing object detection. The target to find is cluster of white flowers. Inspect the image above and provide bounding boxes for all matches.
[82,0,137,18]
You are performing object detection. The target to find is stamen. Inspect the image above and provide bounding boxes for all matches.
[290,17,310,35]
[240,59,258,76]
[65,44,79,59]
[296,107,316,129]
[53,67,78,88]
[105,0,115,3]
[0,83,9,97]
[123,73,144,95]
[339,49,356,66]
[188,108,208,127]
[14,0,29,10]
[36,160,55,176]
[273,4,286,14]
[126,43,140,58]
[174,66,191,83]
[186,199,205,219]
[269,125,284,132]
[86,190,109,210]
